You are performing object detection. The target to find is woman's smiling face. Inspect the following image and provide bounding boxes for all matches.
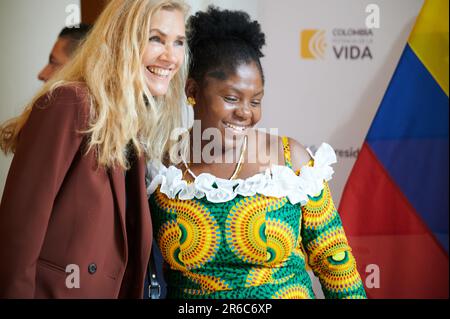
[142,8,186,96]
[189,61,264,149]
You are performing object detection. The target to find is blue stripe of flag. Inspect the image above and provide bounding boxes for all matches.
[367,44,449,252]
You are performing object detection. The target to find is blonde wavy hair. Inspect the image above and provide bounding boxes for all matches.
[0,0,190,169]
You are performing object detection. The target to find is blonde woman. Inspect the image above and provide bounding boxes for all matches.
[0,0,189,298]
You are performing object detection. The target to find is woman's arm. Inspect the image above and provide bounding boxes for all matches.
[0,85,89,298]
[300,182,367,299]
[289,138,367,299]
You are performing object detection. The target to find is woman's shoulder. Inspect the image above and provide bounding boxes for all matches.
[44,82,90,103]
[283,137,312,172]
[257,130,311,171]
[34,82,91,126]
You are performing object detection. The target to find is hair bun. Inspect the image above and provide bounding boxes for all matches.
[188,6,265,57]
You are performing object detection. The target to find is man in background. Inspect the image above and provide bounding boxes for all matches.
[38,24,91,82]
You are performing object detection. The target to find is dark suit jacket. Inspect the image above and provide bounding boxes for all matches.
[0,85,152,298]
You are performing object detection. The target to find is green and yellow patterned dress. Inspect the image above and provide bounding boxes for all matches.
[147,138,367,299]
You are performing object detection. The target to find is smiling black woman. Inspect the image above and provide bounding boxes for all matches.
[147,6,367,299]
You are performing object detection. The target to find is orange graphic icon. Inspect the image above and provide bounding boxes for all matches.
[301,29,326,59]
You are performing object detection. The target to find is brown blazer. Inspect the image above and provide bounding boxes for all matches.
[0,85,152,298]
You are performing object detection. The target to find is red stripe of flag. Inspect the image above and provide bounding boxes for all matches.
[340,143,449,298]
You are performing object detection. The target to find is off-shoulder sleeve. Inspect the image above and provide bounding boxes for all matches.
[300,182,367,299]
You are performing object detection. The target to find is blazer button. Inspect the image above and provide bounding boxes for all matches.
[88,263,97,275]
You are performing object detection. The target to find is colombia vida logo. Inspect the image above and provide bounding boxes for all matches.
[301,29,327,59]
[301,28,374,60]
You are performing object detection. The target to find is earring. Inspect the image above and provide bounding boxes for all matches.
[187,97,196,107]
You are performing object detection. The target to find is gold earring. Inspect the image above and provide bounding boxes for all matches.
[187,97,196,107]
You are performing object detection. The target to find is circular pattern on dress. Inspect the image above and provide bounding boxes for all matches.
[245,267,273,287]
[154,193,221,270]
[158,220,184,271]
[266,219,296,265]
[226,196,268,264]
[320,253,362,293]
[272,285,312,299]
[302,183,335,229]
[184,272,231,295]
[174,199,221,270]
[226,196,287,265]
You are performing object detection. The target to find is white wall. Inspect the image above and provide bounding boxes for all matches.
[0,0,81,196]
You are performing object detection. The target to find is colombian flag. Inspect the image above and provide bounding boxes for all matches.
[339,0,449,299]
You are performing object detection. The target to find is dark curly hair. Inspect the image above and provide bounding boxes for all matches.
[187,6,266,84]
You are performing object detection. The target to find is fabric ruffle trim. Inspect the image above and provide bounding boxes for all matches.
[146,143,337,206]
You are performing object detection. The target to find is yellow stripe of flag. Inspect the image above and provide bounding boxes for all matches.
[409,0,449,96]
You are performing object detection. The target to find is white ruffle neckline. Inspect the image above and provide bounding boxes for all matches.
[146,143,337,206]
